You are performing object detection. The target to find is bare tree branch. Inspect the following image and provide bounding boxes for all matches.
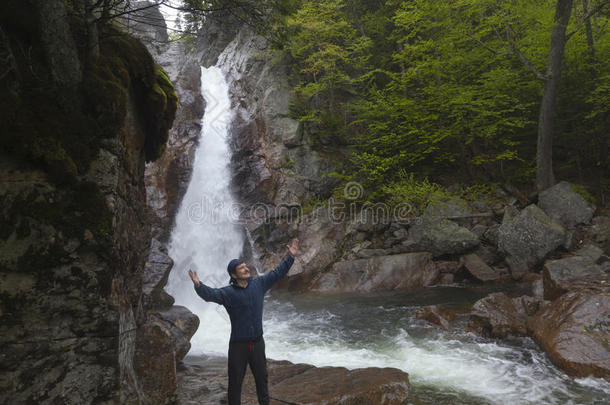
[463,30,509,56]
[566,0,610,40]
[505,24,547,81]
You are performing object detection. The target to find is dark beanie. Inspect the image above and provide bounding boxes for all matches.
[227,259,244,277]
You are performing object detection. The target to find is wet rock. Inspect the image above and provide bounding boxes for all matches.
[143,237,175,310]
[261,360,409,404]
[0,14,177,401]
[538,181,595,229]
[459,253,505,282]
[542,255,609,300]
[416,305,456,329]
[468,293,543,338]
[406,218,479,257]
[527,290,610,380]
[134,320,177,403]
[154,306,200,363]
[310,253,438,293]
[497,205,566,279]
[176,355,410,405]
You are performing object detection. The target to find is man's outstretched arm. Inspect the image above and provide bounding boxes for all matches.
[189,269,225,305]
[259,238,299,292]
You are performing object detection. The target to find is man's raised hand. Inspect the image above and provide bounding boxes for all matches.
[287,238,299,257]
[188,269,200,287]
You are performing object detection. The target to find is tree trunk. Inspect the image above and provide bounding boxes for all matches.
[582,0,597,80]
[536,0,573,192]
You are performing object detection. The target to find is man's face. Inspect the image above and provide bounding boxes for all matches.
[232,262,250,280]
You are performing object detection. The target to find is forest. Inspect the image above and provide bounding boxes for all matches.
[211,0,610,207]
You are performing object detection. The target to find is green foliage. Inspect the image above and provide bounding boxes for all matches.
[571,183,597,205]
[458,183,501,204]
[380,170,453,215]
[302,196,326,215]
[280,0,610,202]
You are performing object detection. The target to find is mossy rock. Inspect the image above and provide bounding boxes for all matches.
[1,15,177,183]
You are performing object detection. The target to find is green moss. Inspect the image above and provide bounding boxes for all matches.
[1,13,177,180]
[143,65,177,162]
[571,184,597,205]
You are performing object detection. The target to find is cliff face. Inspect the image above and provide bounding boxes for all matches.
[196,22,344,271]
[0,1,178,403]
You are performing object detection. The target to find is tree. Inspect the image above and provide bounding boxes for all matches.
[536,0,573,192]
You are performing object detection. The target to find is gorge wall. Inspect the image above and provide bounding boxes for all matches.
[0,1,184,403]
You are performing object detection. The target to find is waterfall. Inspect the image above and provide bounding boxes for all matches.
[165,66,242,355]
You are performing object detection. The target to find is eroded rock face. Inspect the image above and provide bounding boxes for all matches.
[310,252,438,293]
[527,290,610,380]
[0,4,178,402]
[538,181,595,229]
[497,205,566,279]
[0,67,161,405]
[176,355,410,405]
[468,293,543,338]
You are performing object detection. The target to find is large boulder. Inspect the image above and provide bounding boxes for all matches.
[527,290,610,380]
[538,181,595,229]
[176,355,410,405]
[497,205,566,279]
[405,218,479,257]
[542,254,609,301]
[254,361,409,404]
[468,293,543,338]
[424,198,472,228]
[310,253,438,293]
[153,306,200,363]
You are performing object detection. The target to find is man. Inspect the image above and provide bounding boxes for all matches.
[188,238,299,405]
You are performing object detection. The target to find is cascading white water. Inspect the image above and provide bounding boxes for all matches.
[165,66,242,356]
[164,66,610,404]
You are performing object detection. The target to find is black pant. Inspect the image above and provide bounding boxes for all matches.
[227,336,269,405]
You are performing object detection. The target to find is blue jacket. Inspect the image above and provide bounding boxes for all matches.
[194,254,294,342]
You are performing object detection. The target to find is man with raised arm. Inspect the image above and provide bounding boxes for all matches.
[188,238,299,405]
